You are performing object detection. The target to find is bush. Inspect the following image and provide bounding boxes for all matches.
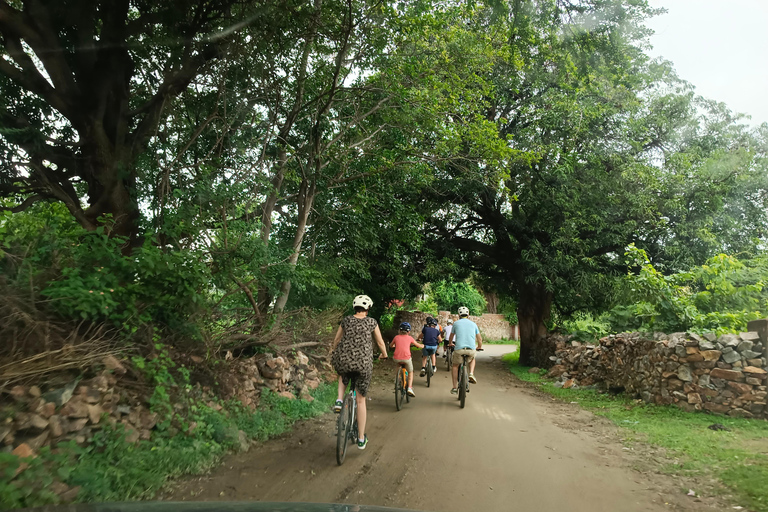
[0,204,209,335]
[561,312,611,342]
[424,280,487,315]
[604,246,767,334]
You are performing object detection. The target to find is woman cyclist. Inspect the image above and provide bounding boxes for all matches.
[330,294,388,450]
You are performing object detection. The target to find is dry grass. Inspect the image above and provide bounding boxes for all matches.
[0,282,121,387]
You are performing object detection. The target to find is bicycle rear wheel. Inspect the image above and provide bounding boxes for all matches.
[459,364,467,409]
[446,350,452,371]
[395,369,403,411]
[404,370,410,403]
[336,393,354,465]
[426,359,432,387]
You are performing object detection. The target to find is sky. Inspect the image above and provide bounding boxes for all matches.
[644,0,768,126]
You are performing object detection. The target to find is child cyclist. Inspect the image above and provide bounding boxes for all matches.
[390,322,424,397]
[417,317,442,376]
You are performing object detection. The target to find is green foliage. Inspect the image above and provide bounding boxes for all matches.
[560,312,612,343]
[425,280,487,315]
[413,296,439,316]
[0,204,209,335]
[505,356,768,512]
[604,246,767,334]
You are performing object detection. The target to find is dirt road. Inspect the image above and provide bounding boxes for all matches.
[165,346,720,511]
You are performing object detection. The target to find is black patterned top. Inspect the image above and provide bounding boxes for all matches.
[331,315,377,376]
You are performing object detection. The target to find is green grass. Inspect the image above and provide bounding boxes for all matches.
[483,339,520,345]
[0,384,336,509]
[502,352,768,511]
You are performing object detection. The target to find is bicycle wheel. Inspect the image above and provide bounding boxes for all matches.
[426,359,432,387]
[404,370,410,403]
[446,349,452,371]
[395,369,403,411]
[336,394,351,465]
[459,364,467,409]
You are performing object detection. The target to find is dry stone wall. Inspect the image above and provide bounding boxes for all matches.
[0,350,325,501]
[393,310,515,340]
[535,325,768,419]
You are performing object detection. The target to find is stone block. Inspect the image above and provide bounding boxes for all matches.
[723,350,741,364]
[727,381,753,394]
[743,366,767,378]
[740,331,761,342]
[728,408,754,418]
[703,402,730,414]
[710,368,745,382]
[677,366,693,382]
[700,350,721,361]
[741,350,762,360]
[720,334,742,347]
[737,340,755,352]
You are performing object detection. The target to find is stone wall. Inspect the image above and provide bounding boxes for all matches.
[0,350,325,501]
[392,310,516,340]
[534,326,768,419]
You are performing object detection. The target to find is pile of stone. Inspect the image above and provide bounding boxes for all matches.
[1,349,327,500]
[538,331,768,419]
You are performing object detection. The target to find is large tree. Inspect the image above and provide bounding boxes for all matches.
[403,0,768,364]
[0,0,278,242]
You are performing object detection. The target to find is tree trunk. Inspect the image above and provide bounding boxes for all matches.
[517,282,553,367]
[273,179,316,312]
[484,291,499,314]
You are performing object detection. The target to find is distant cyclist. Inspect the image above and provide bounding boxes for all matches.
[390,322,424,397]
[449,306,483,394]
[417,317,442,376]
[441,318,454,358]
[330,294,388,450]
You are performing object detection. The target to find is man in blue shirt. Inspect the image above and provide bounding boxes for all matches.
[448,306,483,394]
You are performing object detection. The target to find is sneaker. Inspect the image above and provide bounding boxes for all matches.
[420,368,426,377]
[333,400,343,413]
[468,374,477,384]
[432,366,437,374]
[357,435,368,450]
[450,388,458,395]
[407,388,416,397]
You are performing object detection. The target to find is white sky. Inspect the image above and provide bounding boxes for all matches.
[644,0,768,126]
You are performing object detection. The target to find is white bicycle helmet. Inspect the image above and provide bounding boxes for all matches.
[458,306,470,316]
[352,294,374,309]
[447,319,454,325]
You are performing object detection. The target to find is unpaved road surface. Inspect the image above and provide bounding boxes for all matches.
[165,346,723,511]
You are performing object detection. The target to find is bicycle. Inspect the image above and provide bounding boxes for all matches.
[425,355,435,387]
[444,344,453,372]
[457,348,483,409]
[336,377,359,466]
[394,364,411,411]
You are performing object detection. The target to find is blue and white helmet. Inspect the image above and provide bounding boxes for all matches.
[399,322,411,331]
